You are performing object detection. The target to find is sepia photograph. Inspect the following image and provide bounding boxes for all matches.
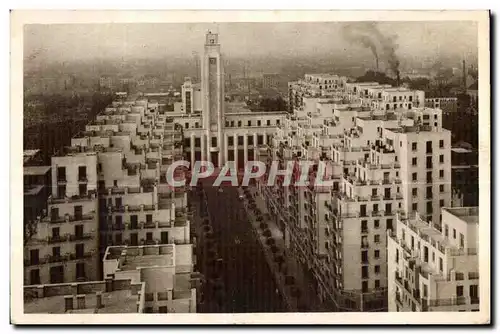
[10,10,490,324]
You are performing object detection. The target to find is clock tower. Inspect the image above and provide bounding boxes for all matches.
[201,31,224,167]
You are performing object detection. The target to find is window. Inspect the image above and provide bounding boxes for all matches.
[78,166,87,181]
[52,246,61,258]
[30,269,40,285]
[75,244,84,258]
[146,214,153,223]
[439,140,444,148]
[237,121,242,127]
[439,154,444,163]
[195,138,201,147]
[412,203,418,211]
[374,235,380,244]
[412,157,417,166]
[374,220,380,229]
[439,170,444,178]
[57,166,66,181]
[211,137,217,147]
[456,285,464,297]
[228,137,234,146]
[375,280,380,289]
[412,173,417,181]
[257,120,261,126]
[426,141,433,153]
[440,200,444,207]
[266,120,271,126]
[76,262,85,279]
[445,224,449,237]
[247,120,252,126]
[238,136,244,145]
[440,184,444,192]
[161,231,169,244]
[412,142,417,151]
[375,265,380,274]
[146,232,153,241]
[412,188,418,197]
[374,249,380,259]
[460,233,465,248]
[361,220,368,233]
[361,266,369,279]
[75,224,83,238]
[362,281,368,293]
[439,257,443,272]
[387,219,393,231]
[113,180,118,187]
[453,228,457,239]
[361,250,368,263]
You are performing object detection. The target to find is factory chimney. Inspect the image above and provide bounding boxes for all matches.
[462,59,467,92]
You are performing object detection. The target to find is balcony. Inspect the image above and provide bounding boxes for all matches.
[48,213,94,224]
[57,177,67,184]
[47,235,69,244]
[69,233,93,241]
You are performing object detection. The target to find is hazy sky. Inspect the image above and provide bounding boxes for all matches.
[24,21,478,63]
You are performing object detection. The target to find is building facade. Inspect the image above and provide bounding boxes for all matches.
[387,207,479,312]
[257,71,460,311]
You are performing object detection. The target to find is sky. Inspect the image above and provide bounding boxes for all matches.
[24,21,478,64]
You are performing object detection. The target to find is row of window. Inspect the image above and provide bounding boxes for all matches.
[411,155,445,166]
[184,134,271,148]
[411,170,446,181]
[409,140,445,151]
[225,119,280,128]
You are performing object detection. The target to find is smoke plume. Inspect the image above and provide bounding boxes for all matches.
[342,22,400,78]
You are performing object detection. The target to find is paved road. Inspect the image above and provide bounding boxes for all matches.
[200,183,286,313]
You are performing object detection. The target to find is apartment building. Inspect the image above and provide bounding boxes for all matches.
[103,243,199,313]
[387,207,479,312]
[24,93,194,292]
[257,72,457,311]
[24,149,100,285]
[24,277,146,313]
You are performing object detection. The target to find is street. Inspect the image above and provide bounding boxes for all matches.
[195,181,286,313]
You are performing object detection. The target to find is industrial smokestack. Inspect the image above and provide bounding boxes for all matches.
[462,59,467,91]
[342,22,400,77]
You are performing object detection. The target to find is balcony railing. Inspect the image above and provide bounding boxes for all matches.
[47,235,68,244]
[69,233,93,241]
[48,213,94,224]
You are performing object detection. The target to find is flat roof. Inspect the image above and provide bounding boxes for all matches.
[24,280,143,314]
[24,166,51,176]
[443,207,479,225]
[24,289,140,314]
